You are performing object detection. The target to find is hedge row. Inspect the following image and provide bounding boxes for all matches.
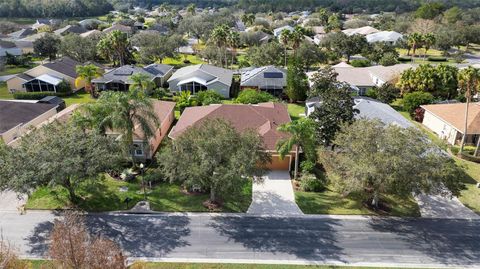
[13,91,72,100]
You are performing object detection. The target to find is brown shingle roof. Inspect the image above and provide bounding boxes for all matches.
[133,100,176,140]
[421,102,480,134]
[169,102,291,151]
[42,56,81,78]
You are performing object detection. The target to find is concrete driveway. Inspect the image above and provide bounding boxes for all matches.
[0,191,26,212]
[415,194,479,219]
[247,171,303,216]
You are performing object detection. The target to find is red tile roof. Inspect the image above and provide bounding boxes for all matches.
[421,102,480,134]
[169,102,291,151]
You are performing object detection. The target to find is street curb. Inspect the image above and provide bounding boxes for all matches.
[126,257,480,269]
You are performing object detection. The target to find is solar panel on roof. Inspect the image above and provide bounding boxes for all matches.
[264,72,283,78]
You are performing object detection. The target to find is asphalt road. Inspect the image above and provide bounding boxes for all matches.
[1,211,480,268]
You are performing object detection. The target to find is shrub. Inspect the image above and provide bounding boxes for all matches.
[366,88,377,99]
[427,56,447,62]
[174,91,197,112]
[402,91,434,115]
[299,173,325,192]
[13,91,71,100]
[196,90,223,106]
[235,89,276,104]
[152,88,170,99]
[300,160,315,173]
[379,52,398,66]
[350,59,371,67]
[56,80,72,94]
[369,83,400,104]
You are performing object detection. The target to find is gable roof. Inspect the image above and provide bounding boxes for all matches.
[421,102,480,134]
[41,57,81,78]
[133,100,176,140]
[274,25,294,36]
[343,26,380,36]
[8,28,36,39]
[366,31,403,43]
[103,24,133,34]
[168,64,233,87]
[169,102,291,151]
[0,100,57,134]
[54,25,87,35]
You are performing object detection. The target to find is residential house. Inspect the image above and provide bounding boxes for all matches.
[7,28,36,40]
[240,66,287,96]
[6,57,85,93]
[80,29,102,38]
[0,100,59,145]
[366,31,403,45]
[131,101,176,161]
[307,64,414,96]
[421,102,480,146]
[273,25,295,38]
[78,19,103,29]
[103,24,134,35]
[167,64,233,98]
[31,19,59,30]
[169,102,294,170]
[342,26,380,36]
[92,64,173,92]
[54,25,88,36]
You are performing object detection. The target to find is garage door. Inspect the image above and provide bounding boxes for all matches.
[267,155,291,170]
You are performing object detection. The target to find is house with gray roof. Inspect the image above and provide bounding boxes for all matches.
[167,64,234,98]
[92,64,173,92]
[366,31,404,45]
[240,66,287,96]
[7,28,36,40]
[273,25,295,38]
[54,25,88,36]
[0,40,22,57]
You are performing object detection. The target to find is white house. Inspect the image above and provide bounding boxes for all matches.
[240,66,287,96]
[273,25,295,38]
[366,31,404,45]
[167,64,233,98]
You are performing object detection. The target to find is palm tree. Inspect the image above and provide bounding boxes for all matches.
[187,3,196,15]
[102,30,130,66]
[458,67,480,155]
[290,27,305,55]
[226,30,240,68]
[130,73,154,95]
[423,33,436,60]
[407,33,424,62]
[210,25,229,67]
[280,29,291,67]
[76,89,159,163]
[276,118,316,179]
[75,64,103,98]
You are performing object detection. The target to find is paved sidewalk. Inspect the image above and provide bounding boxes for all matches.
[0,191,26,211]
[247,171,303,215]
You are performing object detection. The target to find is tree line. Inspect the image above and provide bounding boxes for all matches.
[0,0,113,18]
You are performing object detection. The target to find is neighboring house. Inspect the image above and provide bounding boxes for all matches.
[305,96,412,130]
[7,28,36,40]
[54,25,88,36]
[103,24,134,35]
[421,102,480,146]
[133,21,146,30]
[6,57,85,93]
[307,64,414,96]
[92,64,173,92]
[273,25,295,38]
[313,34,326,45]
[169,102,294,170]
[178,38,198,54]
[240,66,287,96]
[0,100,59,146]
[131,100,176,161]
[78,19,103,29]
[31,19,59,30]
[0,40,22,57]
[80,29,102,38]
[366,31,403,45]
[343,26,380,36]
[167,64,234,98]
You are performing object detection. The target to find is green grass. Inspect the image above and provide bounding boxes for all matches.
[287,103,305,121]
[0,82,13,99]
[0,65,32,76]
[0,17,36,25]
[162,54,206,68]
[63,91,95,106]
[26,175,252,213]
[296,184,420,217]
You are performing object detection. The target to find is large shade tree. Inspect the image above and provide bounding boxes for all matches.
[323,119,464,208]
[158,118,270,204]
[0,122,123,203]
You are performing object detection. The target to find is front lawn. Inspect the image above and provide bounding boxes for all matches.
[295,184,420,217]
[26,175,252,213]
[63,90,95,106]
[0,65,34,76]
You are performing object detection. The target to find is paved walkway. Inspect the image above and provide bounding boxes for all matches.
[247,171,303,215]
[0,191,26,211]
[415,194,479,219]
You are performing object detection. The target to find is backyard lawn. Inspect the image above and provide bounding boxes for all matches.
[0,65,32,76]
[295,184,420,217]
[26,175,252,213]
[0,82,13,99]
[63,90,95,106]
[287,103,305,121]
[162,54,206,68]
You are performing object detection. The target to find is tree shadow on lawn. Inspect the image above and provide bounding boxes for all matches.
[209,216,346,262]
[368,218,480,266]
[26,213,191,258]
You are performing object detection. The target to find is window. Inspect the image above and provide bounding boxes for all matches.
[134,149,144,156]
